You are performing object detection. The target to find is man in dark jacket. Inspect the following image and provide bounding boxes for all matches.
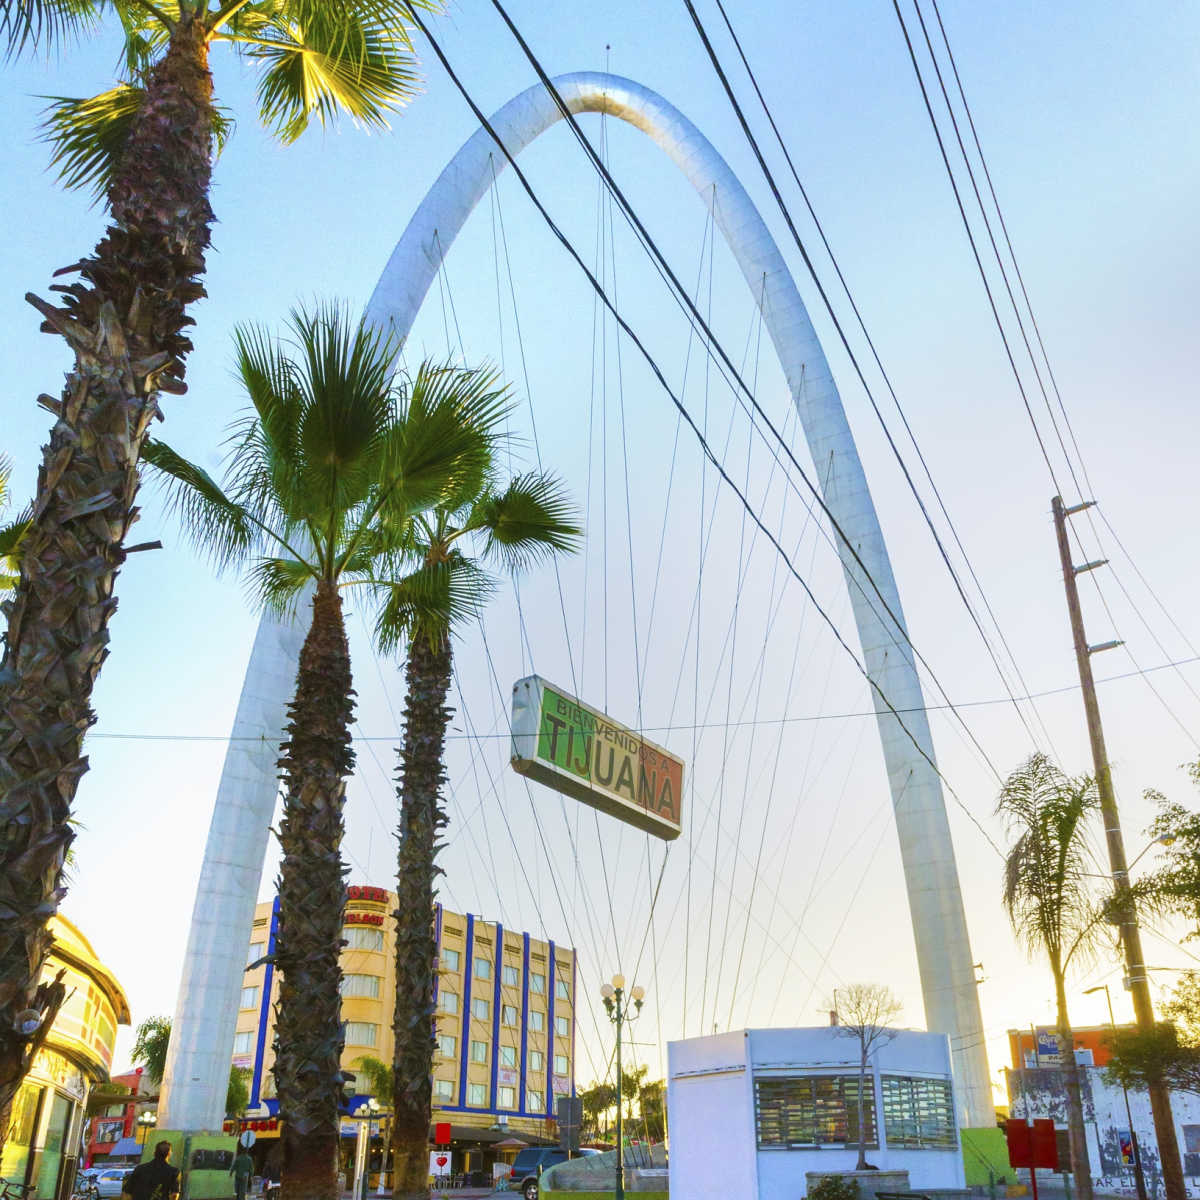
[122,1141,180,1200]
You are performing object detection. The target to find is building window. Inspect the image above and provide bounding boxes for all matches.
[247,942,264,965]
[442,948,460,971]
[881,1076,957,1149]
[502,965,519,987]
[500,1046,517,1068]
[437,1034,456,1059]
[529,1051,544,1072]
[440,991,459,1014]
[530,972,545,995]
[754,1075,876,1149]
[528,1090,544,1112]
[554,1054,569,1076]
[554,1016,569,1037]
[467,1083,488,1106]
[239,986,259,1010]
[472,997,490,1021]
[498,1086,516,1109]
[471,1040,488,1064]
[556,978,569,1000]
[433,1079,453,1101]
[474,957,492,981]
[344,1022,378,1047]
[529,1010,544,1032]
[340,974,381,999]
[502,1005,518,1027]
[345,927,384,951]
[233,1031,254,1056]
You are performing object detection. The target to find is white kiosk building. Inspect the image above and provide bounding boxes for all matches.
[667,1027,966,1200]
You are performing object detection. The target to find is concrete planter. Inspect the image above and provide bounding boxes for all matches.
[806,1168,911,1200]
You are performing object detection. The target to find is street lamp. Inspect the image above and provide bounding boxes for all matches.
[1084,983,1146,1200]
[136,1112,157,1150]
[1126,833,1175,873]
[600,975,644,1200]
[351,1099,381,1200]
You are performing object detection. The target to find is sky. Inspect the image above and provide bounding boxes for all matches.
[2,0,1199,1105]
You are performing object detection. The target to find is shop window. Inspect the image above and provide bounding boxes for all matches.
[439,992,459,1015]
[472,998,489,1021]
[442,948,460,971]
[191,1149,234,1171]
[471,1041,487,1064]
[437,1034,456,1059]
[498,1087,516,1109]
[345,927,384,952]
[530,973,545,995]
[502,965,519,987]
[0,1082,41,1185]
[474,958,492,981]
[529,1010,544,1032]
[232,1031,254,1056]
[881,1075,957,1149]
[502,1005,518,1027]
[35,1093,72,1200]
[554,1016,569,1037]
[527,1090,544,1112]
[500,1046,516,1068]
[529,1051,544,1073]
[344,1022,378,1047]
[754,1075,876,1149]
[467,1083,487,1106]
[239,986,259,1010]
[340,974,381,999]
[554,1054,569,1076]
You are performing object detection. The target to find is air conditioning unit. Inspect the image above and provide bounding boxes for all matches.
[1074,1049,1094,1067]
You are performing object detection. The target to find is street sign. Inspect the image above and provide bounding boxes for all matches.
[510,676,683,840]
[434,1122,451,1146]
[557,1096,582,1153]
[239,1131,256,1148]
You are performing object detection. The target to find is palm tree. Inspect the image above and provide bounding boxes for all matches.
[0,0,438,1115]
[999,752,1106,1200]
[374,455,579,1199]
[0,453,29,591]
[143,303,502,1200]
[131,1014,172,1085]
[353,1055,394,1100]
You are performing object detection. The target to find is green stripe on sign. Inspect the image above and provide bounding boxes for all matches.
[538,685,595,781]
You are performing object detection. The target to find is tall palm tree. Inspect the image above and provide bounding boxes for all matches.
[374,458,579,1199]
[143,304,502,1200]
[0,454,29,591]
[999,752,1106,1200]
[0,0,438,1114]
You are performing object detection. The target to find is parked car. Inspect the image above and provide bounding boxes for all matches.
[507,1148,568,1200]
[94,1168,132,1197]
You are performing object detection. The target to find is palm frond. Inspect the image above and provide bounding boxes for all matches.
[246,555,316,616]
[0,515,31,562]
[142,438,256,571]
[231,1,427,143]
[3,0,99,58]
[468,471,581,572]
[372,555,494,654]
[40,83,234,202]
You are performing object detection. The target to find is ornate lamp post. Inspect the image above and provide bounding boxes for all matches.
[136,1111,157,1150]
[600,975,644,1200]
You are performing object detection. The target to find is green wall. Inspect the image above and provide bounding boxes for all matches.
[962,1126,1012,1187]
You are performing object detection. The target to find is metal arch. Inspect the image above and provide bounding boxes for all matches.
[160,71,990,1134]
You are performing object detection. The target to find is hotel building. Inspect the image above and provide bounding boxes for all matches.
[233,886,577,1149]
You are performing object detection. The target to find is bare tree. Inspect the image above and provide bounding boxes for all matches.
[832,983,902,1169]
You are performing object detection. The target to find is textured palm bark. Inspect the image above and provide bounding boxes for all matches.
[390,634,452,1200]
[273,582,355,1200]
[1055,970,1095,1200]
[0,14,214,1114]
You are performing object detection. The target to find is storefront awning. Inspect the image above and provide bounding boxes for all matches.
[107,1137,143,1158]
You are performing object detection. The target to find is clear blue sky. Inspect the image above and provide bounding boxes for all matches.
[2,1,1199,1094]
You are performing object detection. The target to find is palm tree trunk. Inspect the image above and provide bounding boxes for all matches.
[273,582,355,1200]
[1055,972,1095,1200]
[0,13,214,1116]
[390,633,452,1200]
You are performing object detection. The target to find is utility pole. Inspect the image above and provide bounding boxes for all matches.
[1052,496,1185,1200]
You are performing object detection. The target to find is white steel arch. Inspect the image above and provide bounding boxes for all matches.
[160,72,991,1133]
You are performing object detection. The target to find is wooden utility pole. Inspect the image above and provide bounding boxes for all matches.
[1052,495,1185,1200]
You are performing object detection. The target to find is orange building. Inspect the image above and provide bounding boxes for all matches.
[1008,1024,1134,1070]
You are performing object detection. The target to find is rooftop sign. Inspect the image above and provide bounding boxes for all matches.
[510,676,683,841]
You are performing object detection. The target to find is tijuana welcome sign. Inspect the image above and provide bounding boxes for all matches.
[510,675,683,841]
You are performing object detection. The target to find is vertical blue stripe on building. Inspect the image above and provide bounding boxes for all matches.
[433,903,443,1007]
[546,941,556,1116]
[489,922,502,1112]
[250,896,280,1108]
[518,933,530,1115]
[458,914,474,1109]
[570,953,577,1099]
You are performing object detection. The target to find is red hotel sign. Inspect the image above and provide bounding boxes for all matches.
[347,886,388,904]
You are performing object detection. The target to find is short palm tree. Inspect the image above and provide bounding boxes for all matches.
[0,0,438,1115]
[999,752,1105,1200]
[144,303,503,1200]
[373,454,579,1199]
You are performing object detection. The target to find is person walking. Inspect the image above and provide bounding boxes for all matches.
[122,1142,180,1200]
[229,1145,255,1200]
